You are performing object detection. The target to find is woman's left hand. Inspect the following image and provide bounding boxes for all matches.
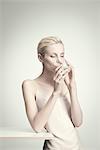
[64,59,76,89]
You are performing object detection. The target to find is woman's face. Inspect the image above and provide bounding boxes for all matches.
[42,43,65,72]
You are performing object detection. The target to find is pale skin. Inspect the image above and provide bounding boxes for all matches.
[22,43,83,132]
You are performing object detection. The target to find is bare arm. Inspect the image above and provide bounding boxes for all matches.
[22,80,59,133]
[64,59,83,127]
[33,92,59,132]
[69,82,83,127]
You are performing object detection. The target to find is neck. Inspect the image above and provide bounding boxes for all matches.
[39,67,55,86]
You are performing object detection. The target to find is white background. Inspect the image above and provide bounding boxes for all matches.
[0,0,100,149]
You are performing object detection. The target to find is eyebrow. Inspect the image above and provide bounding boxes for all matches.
[51,52,64,55]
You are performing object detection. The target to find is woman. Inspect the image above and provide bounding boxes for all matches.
[22,36,83,150]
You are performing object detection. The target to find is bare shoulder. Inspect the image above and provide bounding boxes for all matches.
[22,79,34,86]
[22,79,37,95]
[22,78,38,86]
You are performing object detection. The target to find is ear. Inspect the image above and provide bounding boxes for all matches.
[38,53,44,63]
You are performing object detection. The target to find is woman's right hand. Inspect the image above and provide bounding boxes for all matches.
[53,64,68,96]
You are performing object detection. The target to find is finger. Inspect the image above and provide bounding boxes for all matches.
[55,69,67,81]
[55,71,63,81]
[59,73,67,82]
[61,68,69,76]
[54,66,63,80]
[62,67,71,75]
[55,64,63,72]
[54,67,69,81]
[62,74,67,79]
[57,74,63,82]
[55,75,62,83]
[56,66,63,75]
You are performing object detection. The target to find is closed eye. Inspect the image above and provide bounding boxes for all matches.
[50,55,64,58]
[50,55,56,58]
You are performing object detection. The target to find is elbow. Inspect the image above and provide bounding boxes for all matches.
[74,112,83,127]
[32,125,43,133]
[33,128,42,133]
[75,121,82,127]
[32,125,46,133]
[74,118,83,128]
[29,116,46,133]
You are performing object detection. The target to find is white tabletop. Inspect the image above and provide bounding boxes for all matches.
[0,127,54,139]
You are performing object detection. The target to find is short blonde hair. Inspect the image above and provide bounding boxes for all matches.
[37,36,63,55]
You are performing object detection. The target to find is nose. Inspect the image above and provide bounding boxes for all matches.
[56,57,62,65]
